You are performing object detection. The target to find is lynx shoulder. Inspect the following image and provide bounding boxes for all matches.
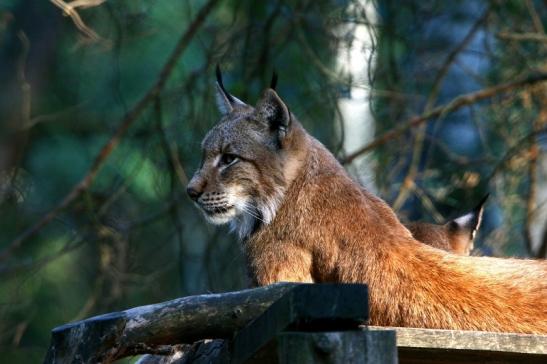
[187,69,547,334]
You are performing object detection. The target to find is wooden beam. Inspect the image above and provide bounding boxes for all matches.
[43,283,298,364]
[231,284,369,363]
[369,326,547,364]
[273,331,397,364]
[139,284,372,364]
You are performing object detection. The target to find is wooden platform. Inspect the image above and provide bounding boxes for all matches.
[44,283,547,364]
[369,326,547,364]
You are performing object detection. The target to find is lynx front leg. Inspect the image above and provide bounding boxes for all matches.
[248,243,314,286]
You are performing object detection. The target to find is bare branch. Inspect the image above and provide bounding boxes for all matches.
[392,9,488,210]
[524,0,545,35]
[16,31,31,127]
[523,141,538,256]
[0,0,220,264]
[497,32,547,43]
[50,0,103,42]
[69,0,107,10]
[341,72,547,165]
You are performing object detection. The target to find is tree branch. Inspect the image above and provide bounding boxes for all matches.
[341,72,547,165]
[50,0,104,42]
[391,9,488,211]
[497,32,547,43]
[0,0,220,264]
[524,141,538,256]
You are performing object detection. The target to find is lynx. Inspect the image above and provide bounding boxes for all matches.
[187,68,547,333]
[405,195,487,255]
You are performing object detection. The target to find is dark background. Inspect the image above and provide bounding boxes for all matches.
[0,0,546,362]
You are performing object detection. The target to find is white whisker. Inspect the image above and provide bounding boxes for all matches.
[240,204,266,223]
[224,186,286,239]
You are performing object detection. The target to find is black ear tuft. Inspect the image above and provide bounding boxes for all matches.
[216,65,234,103]
[270,70,278,90]
[214,65,248,115]
[473,193,489,214]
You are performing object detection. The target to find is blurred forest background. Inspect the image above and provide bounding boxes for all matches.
[0,0,546,362]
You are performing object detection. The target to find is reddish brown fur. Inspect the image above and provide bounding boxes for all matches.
[406,197,486,255]
[243,119,547,334]
[406,222,471,255]
[190,85,547,334]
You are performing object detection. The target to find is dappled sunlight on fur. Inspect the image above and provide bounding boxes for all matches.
[188,71,547,334]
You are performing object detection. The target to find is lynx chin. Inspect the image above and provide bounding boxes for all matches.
[187,67,547,334]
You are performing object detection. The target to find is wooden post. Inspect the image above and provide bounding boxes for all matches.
[275,330,397,364]
[229,284,396,364]
[230,284,369,363]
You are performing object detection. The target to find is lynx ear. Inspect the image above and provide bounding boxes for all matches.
[449,193,489,240]
[256,89,291,142]
[215,65,247,115]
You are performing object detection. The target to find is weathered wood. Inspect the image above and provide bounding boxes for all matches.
[140,284,374,364]
[369,326,547,363]
[43,283,297,364]
[136,340,227,364]
[231,284,368,364]
[46,282,547,364]
[274,330,397,364]
[137,324,547,363]
[137,330,398,364]
[139,324,547,364]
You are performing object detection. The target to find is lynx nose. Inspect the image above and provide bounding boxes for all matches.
[186,186,203,201]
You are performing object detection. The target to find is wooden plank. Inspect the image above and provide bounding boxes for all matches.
[369,326,547,364]
[231,284,369,364]
[274,330,397,364]
[136,330,397,364]
[395,347,546,364]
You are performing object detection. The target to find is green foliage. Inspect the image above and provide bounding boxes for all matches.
[0,0,546,361]
[0,1,343,361]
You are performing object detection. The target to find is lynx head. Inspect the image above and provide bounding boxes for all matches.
[406,194,488,255]
[186,67,304,239]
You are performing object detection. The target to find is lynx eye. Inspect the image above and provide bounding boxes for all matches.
[220,153,238,166]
